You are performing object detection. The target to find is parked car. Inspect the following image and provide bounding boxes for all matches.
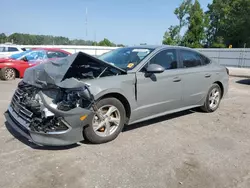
[0,44,26,58]
[5,45,229,146]
[0,48,71,80]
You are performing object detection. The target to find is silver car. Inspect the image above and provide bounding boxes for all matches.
[5,45,229,146]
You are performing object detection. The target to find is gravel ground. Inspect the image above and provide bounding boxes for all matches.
[0,77,250,188]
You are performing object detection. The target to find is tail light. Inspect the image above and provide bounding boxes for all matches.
[226,67,229,75]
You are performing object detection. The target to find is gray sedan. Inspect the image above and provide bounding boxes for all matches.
[5,45,229,146]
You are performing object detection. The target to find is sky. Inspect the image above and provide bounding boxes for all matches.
[1,0,211,45]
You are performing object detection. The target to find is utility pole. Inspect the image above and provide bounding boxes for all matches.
[85,7,88,38]
[94,30,96,45]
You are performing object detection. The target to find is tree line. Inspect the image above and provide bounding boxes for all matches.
[0,33,125,47]
[163,0,250,48]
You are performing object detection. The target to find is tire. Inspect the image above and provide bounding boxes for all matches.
[0,67,16,80]
[201,83,222,113]
[83,97,126,144]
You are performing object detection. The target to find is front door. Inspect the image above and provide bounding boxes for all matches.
[134,49,183,121]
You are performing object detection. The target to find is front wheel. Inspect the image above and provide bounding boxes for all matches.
[83,97,126,144]
[0,67,16,80]
[201,83,222,113]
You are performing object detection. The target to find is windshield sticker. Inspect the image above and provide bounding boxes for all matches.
[132,49,150,53]
[127,63,135,68]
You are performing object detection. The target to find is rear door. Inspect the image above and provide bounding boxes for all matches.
[179,49,213,107]
[134,49,183,121]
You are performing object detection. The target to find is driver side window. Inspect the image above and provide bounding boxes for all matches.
[142,49,178,71]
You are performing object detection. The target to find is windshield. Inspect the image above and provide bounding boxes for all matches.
[98,47,154,70]
[10,49,47,62]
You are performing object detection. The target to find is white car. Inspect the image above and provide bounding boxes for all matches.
[0,45,26,58]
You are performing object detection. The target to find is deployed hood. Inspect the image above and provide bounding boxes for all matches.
[23,52,126,88]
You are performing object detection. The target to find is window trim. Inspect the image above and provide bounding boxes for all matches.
[179,49,211,69]
[138,48,180,72]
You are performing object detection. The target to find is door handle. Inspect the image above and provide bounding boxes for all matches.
[173,77,181,82]
[205,74,211,78]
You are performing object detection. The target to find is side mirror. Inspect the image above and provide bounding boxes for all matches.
[146,64,165,74]
[22,56,28,62]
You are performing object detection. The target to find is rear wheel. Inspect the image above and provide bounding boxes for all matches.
[0,68,16,80]
[83,97,126,144]
[201,83,222,112]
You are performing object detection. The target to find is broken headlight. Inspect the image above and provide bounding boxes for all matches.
[57,87,93,111]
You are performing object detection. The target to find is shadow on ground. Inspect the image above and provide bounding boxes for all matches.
[5,109,197,150]
[236,79,250,85]
[123,109,195,132]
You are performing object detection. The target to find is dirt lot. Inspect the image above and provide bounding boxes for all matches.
[0,77,250,188]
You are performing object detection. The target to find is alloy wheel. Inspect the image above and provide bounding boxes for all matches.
[209,88,220,110]
[5,68,15,80]
[92,105,121,137]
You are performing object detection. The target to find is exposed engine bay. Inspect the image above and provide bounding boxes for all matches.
[11,81,96,133]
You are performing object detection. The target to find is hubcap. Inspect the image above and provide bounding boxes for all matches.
[5,69,15,80]
[209,88,220,109]
[92,105,121,137]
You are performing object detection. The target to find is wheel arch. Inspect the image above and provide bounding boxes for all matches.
[213,81,224,97]
[13,68,20,78]
[97,92,131,124]
[0,66,20,79]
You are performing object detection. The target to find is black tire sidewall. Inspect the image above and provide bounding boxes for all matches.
[204,84,222,112]
[83,97,126,144]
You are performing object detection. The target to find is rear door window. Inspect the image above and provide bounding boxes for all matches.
[180,50,203,68]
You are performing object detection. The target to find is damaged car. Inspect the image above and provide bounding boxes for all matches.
[5,45,229,146]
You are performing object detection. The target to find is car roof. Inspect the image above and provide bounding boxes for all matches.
[131,45,197,51]
[0,44,22,48]
[31,48,71,54]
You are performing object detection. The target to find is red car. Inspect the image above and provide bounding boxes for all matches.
[0,48,71,80]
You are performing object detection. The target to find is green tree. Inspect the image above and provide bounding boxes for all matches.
[0,33,7,43]
[3,33,121,46]
[211,36,226,48]
[162,25,180,45]
[117,44,125,47]
[174,0,192,35]
[207,0,250,48]
[163,0,191,45]
[98,38,115,46]
[183,0,206,48]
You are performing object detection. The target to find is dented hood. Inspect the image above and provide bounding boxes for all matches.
[23,52,126,88]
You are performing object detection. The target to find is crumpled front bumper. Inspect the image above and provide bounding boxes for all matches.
[5,103,95,146]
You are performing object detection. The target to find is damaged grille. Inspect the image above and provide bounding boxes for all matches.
[10,87,33,124]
